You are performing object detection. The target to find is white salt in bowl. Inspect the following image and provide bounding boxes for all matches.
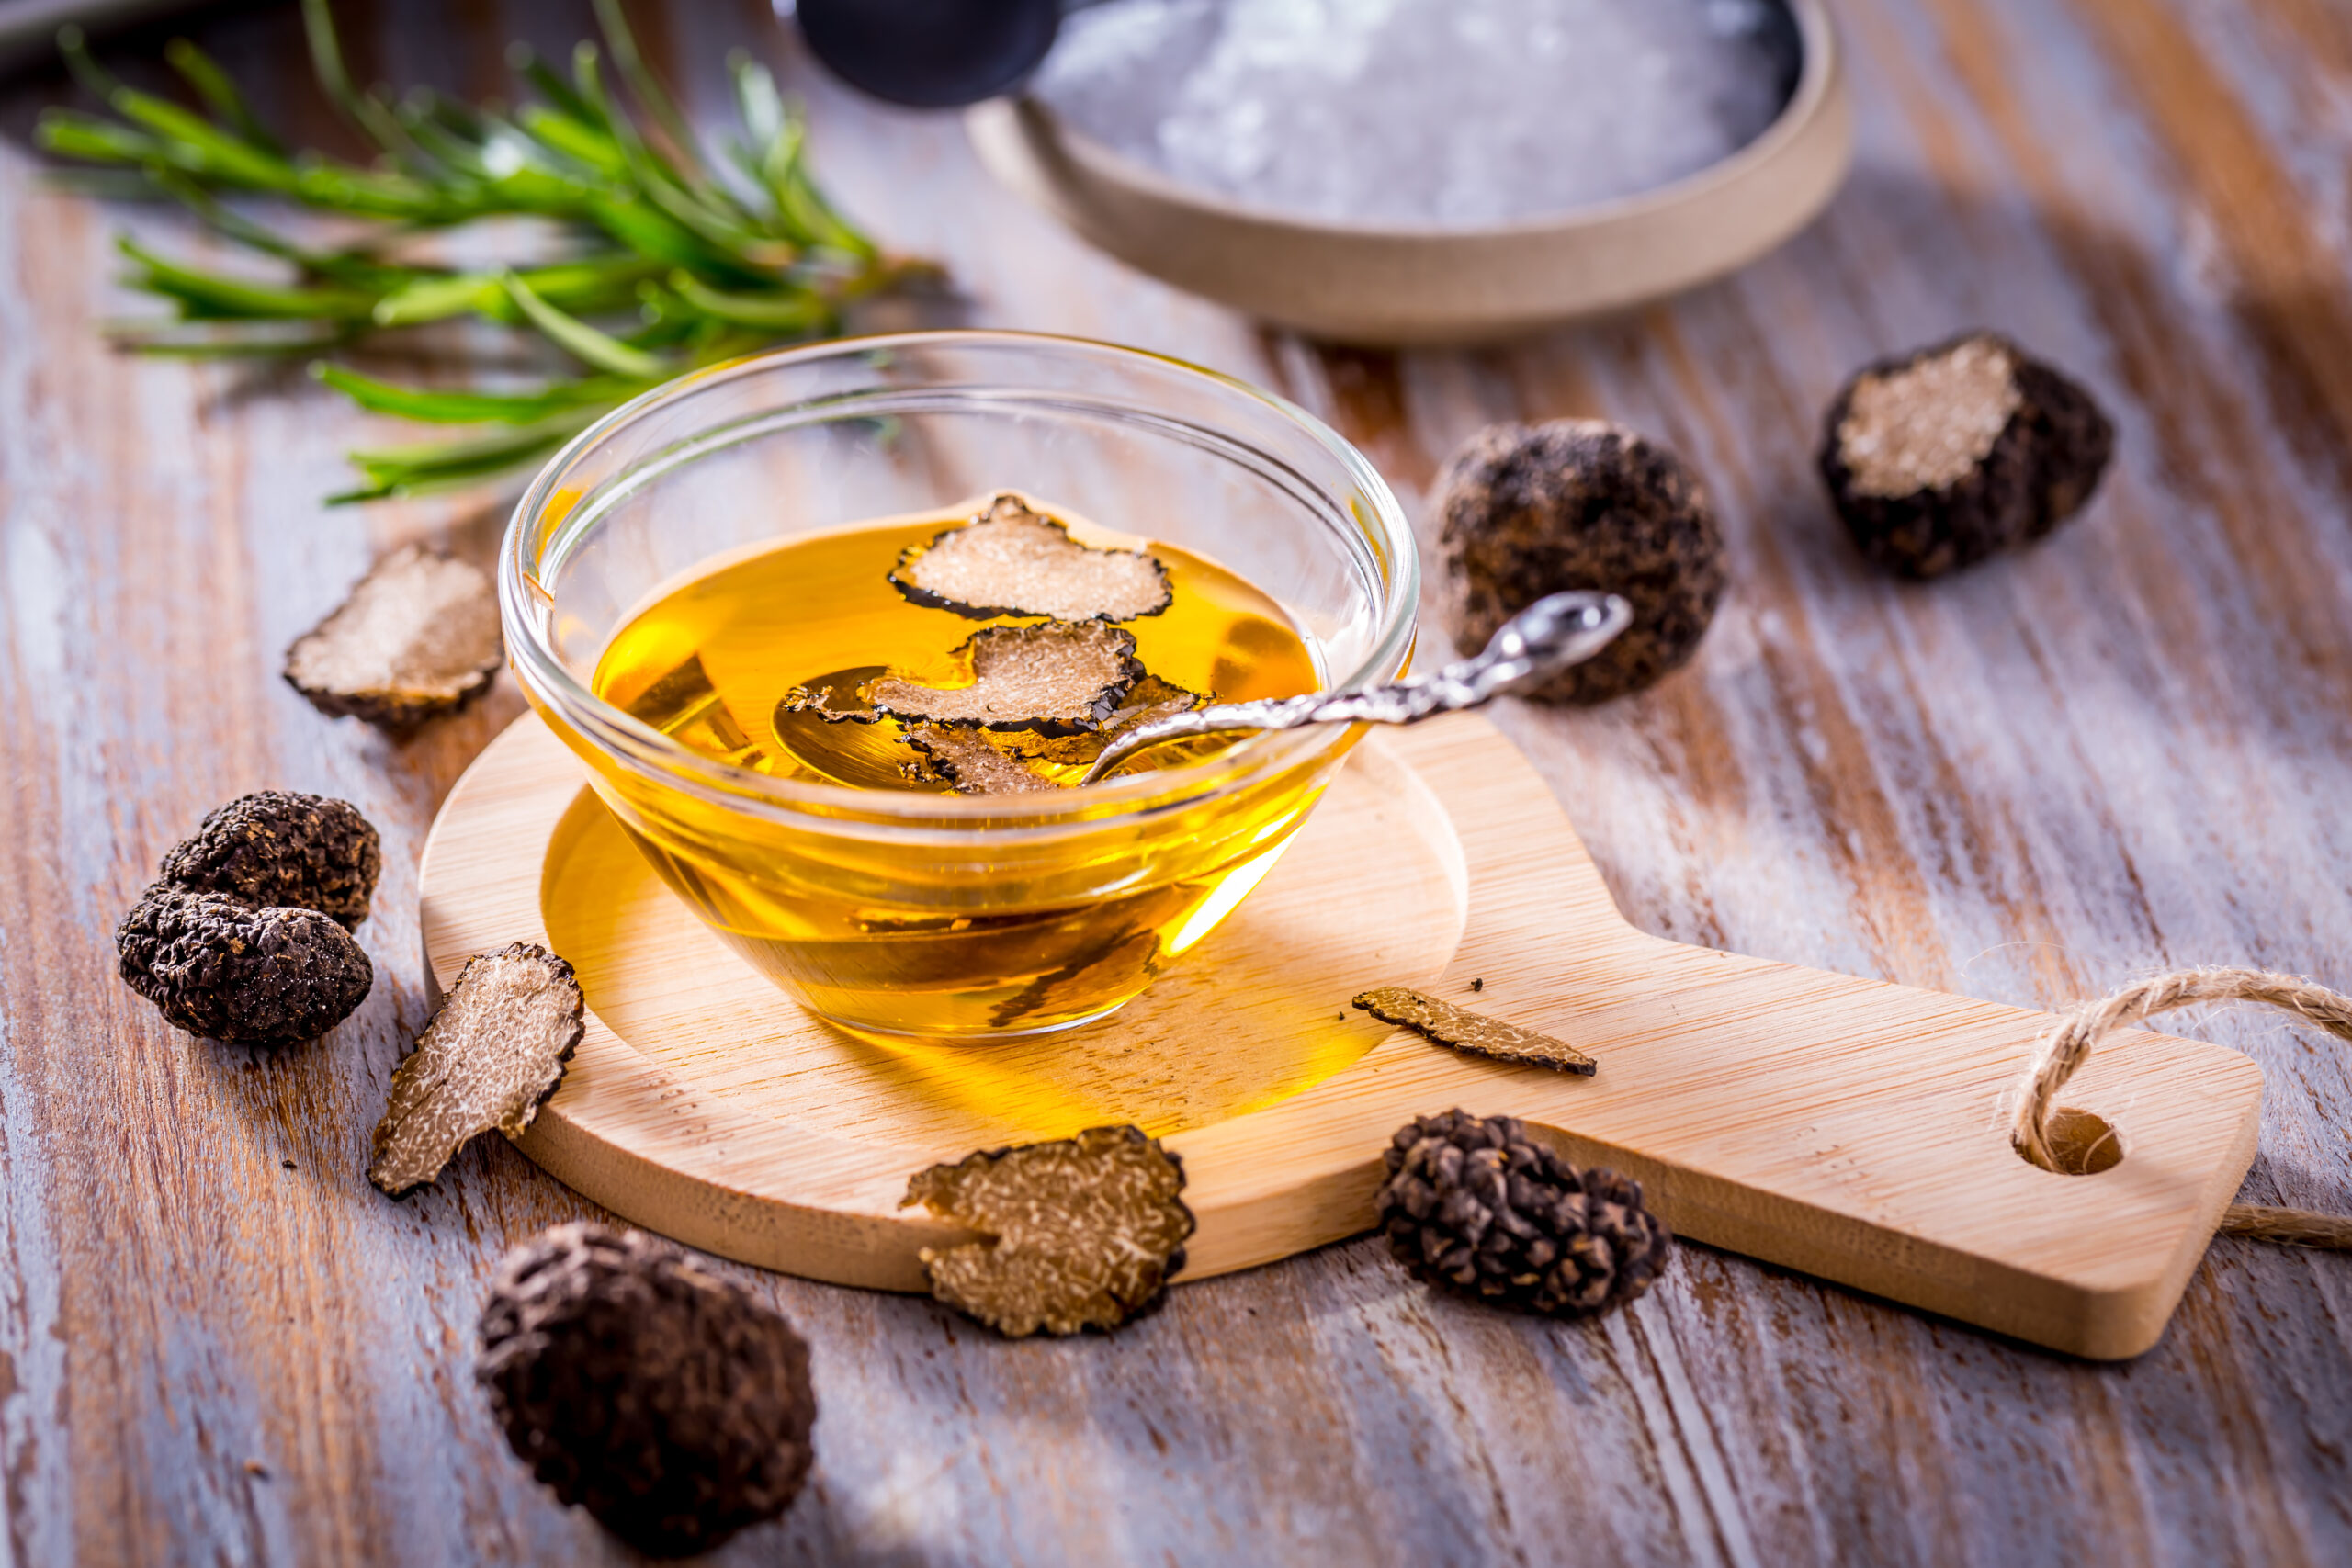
[967,0,1850,344]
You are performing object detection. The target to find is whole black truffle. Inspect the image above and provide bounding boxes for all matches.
[1437,420,1726,705]
[1818,332,2113,579]
[1375,1110,1671,1317]
[478,1224,817,1558]
[116,885,374,1046]
[158,790,381,929]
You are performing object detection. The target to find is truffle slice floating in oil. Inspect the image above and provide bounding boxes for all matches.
[477,1223,817,1558]
[890,493,1172,623]
[1353,987,1597,1076]
[368,942,585,1197]
[117,884,374,1046]
[867,620,1142,734]
[159,789,381,930]
[902,1124,1195,1337]
[1818,332,2114,579]
[284,544,504,729]
[1013,674,1208,769]
[902,724,1061,795]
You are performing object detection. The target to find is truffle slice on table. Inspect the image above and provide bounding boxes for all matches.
[1436,419,1725,705]
[284,544,504,728]
[890,493,1172,622]
[902,1124,1195,1337]
[478,1223,817,1559]
[1353,987,1596,1075]
[158,789,382,929]
[867,620,1143,734]
[1376,1111,1671,1319]
[902,724,1061,795]
[117,884,373,1046]
[1818,332,2114,579]
[368,942,584,1197]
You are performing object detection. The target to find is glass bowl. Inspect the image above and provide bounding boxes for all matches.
[502,331,1416,1039]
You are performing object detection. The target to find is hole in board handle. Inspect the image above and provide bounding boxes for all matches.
[2017,1106,2124,1176]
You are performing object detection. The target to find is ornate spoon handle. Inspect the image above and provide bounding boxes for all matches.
[1080,591,1634,784]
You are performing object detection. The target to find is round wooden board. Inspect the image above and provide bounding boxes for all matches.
[421,713,2267,1358]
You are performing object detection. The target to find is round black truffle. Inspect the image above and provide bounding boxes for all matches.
[478,1224,817,1559]
[1818,332,2113,579]
[1436,420,1726,705]
[116,884,374,1046]
[1375,1110,1671,1318]
[158,790,381,930]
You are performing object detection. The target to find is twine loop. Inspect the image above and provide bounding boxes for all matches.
[2010,965,2352,1249]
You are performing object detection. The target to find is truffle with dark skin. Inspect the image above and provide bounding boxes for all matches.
[117,885,374,1046]
[478,1224,817,1558]
[1817,332,2114,579]
[157,790,381,929]
[1436,420,1726,705]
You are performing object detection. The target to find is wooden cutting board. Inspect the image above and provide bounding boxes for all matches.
[419,712,2264,1359]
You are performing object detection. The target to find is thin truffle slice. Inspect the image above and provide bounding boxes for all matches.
[779,664,887,725]
[479,1223,816,1558]
[902,1124,1195,1337]
[369,942,584,1197]
[890,493,1171,622]
[158,790,381,929]
[284,544,504,728]
[903,725,1060,795]
[118,884,373,1046]
[1818,332,2114,578]
[1013,674,1208,768]
[867,621,1142,734]
[1354,987,1596,1076]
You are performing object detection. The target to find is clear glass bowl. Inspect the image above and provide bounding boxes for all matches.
[502,331,1416,1039]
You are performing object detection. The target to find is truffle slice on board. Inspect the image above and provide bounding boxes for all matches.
[1817,332,2114,579]
[902,1124,1195,1337]
[117,883,374,1047]
[867,620,1142,734]
[1435,419,1725,706]
[284,544,504,729]
[1353,987,1597,1075]
[478,1223,816,1558]
[159,789,381,929]
[902,724,1061,795]
[890,493,1172,622]
[369,942,584,1197]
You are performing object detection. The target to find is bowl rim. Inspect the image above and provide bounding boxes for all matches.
[500,328,1419,833]
[992,0,1838,243]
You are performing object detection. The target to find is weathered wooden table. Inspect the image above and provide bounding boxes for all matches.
[1,1,2346,1562]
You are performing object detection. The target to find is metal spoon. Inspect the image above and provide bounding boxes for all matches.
[1078,591,1634,784]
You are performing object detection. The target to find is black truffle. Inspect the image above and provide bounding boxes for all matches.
[157,790,381,929]
[1437,420,1725,705]
[117,884,373,1046]
[1818,332,2113,579]
[478,1224,817,1558]
[283,544,504,729]
[1376,1110,1670,1318]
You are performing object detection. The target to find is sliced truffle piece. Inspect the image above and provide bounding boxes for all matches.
[867,621,1142,734]
[284,544,503,729]
[1437,420,1725,705]
[117,884,373,1046]
[368,942,584,1197]
[902,725,1060,795]
[778,664,886,725]
[901,1124,1194,1337]
[1013,674,1208,769]
[1353,987,1596,1076]
[1818,332,2114,579]
[890,493,1172,622]
[478,1223,816,1558]
[158,790,381,929]
[1377,1111,1670,1317]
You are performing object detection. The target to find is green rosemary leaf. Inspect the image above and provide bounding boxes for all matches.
[33,109,165,167]
[164,39,285,156]
[333,410,604,502]
[119,236,379,321]
[664,271,831,333]
[503,271,673,378]
[314,364,637,423]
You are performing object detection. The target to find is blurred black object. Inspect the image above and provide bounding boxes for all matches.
[791,0,1069,109]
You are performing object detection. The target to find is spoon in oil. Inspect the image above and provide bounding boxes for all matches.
[1079,590,1634,784]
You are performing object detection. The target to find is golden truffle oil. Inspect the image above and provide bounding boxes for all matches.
[578,493,1329,1039]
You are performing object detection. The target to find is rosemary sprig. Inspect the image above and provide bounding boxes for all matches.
[39,0,934,502]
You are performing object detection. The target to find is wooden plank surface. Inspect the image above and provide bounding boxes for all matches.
[0,0,2346,1562]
